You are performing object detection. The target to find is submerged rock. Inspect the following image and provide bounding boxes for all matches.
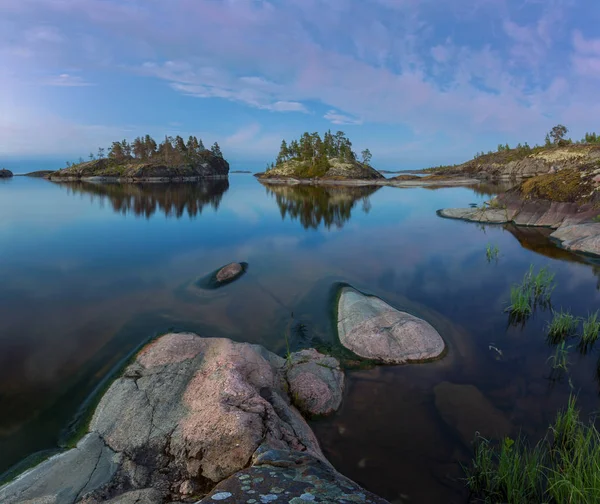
[0,333,386,503]
[286,348,344,416]
[336,286,445,364]
[216,262,244,283]
[0,169,13,178]
[434,382,512,446]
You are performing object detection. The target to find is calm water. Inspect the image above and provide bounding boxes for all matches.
[2,174,600,502]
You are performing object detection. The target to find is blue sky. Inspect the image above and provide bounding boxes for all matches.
[1,0,600,170]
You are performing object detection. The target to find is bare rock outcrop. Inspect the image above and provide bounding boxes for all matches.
[0,333,383,504]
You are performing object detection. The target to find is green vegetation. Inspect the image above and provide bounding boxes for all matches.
[485,244,500,262]
[520,168,593,203]
[269,130,368,177]
[527,265,555,305]
[507,283,533,319]
[506,265,555,319]
[547,309,578,344]
[63,134,224,170]
[465,396,600,504]
[548,341,570,374]
[581,311,600,347]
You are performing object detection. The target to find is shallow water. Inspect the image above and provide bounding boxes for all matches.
[1,174,600,501]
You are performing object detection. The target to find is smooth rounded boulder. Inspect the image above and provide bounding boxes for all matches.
[286,348,345,416]
[337,286,445,364]
[0,168,13,178]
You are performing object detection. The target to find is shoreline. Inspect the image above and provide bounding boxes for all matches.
[49,174,230,183]
[257,176,482,187]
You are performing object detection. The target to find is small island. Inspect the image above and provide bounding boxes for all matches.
[49,135,229,182]
[256,130,384,183]
[0,168,13,178]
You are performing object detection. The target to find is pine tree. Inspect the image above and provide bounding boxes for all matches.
[109,141,125,161]
[174,135,187,153]
[132,137,144,159]
[361,148,372,165]
[210,142,223,158]
[277,140,289,165]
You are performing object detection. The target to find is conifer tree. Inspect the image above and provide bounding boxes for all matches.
[211,142,223,158]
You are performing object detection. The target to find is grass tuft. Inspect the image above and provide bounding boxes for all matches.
[485,244,500,262]
[506,265,556,321]
[581,311,600,347]
[547,309,579,344]
[465,396,600,504]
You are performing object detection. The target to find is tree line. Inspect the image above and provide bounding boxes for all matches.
[473,125,600,160]
[66,135,223,168]
[270,130,372,171]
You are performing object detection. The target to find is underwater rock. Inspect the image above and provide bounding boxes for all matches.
[433,381,512,447]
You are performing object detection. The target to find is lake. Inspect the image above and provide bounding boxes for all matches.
[1,174,600,502]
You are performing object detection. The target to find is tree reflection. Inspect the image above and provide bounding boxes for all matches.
[263,183,380,229]
[55,180,229,218]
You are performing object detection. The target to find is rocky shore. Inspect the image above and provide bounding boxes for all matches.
[0,279,450,504]
[0,169,13,178]
[438,191,600,257]
[258,175,479,188]
[427,144,600,181]
[0,333,387,504]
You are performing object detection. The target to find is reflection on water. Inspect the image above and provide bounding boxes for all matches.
[2,176,600,502]
[263,183,379,229]
[57,179,229,218]
[470,180,516,197]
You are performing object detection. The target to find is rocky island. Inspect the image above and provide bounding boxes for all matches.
[0,168,13,178]
[49,135,229,182]
[256,131,384,183]
[255,131,479,187]
[437,126,600,257]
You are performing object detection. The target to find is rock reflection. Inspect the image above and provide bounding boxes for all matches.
[504,224,593,265]
[56,180,229,218]
[263,183,380,230]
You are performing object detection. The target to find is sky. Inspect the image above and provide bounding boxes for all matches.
[1,0,600,170]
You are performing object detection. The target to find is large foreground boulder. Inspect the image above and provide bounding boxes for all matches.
[0,333,383,504]
[0,168,13,178]
[337,286,445,364]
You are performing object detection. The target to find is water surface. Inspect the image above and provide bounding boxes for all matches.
[1,174,600,502]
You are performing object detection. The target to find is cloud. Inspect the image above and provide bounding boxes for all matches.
[141,62,309,113]
[572,30,600,79]
[270,101,308,113]
[43,73,93,87]
[324,110,363,125]
[1,0,600,159]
